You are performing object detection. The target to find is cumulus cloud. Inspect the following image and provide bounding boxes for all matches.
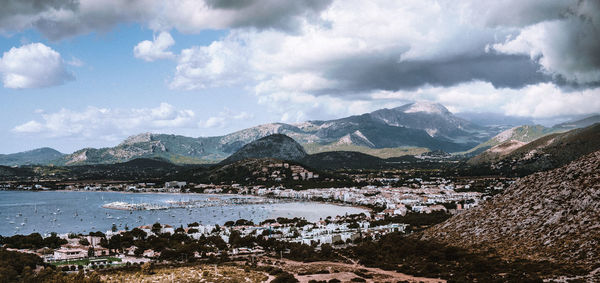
[12,103,196,139]
[168,0,599,93]
[0,43,73,88]
[491,1,600,84]
[0,0,332,40]
[170,35,251,90]
[133,31,175,61]
[3,0,598,89]
[168,0,554,94]
[248,80,600,124]
[369,81,600,118]
[3,0,599,120]
[199,109,253,128]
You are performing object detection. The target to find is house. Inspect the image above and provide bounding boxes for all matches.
[54,247,87,260]
[142,249,160,258]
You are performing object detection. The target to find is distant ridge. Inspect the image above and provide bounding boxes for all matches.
[552,114,600,130]
[469,123,600,175]
[7,106,597,167]
[0,147,64,166]
[47,102,499,166]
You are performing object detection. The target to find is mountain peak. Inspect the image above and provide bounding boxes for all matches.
[120,132,154,145]
[397,101,451,115]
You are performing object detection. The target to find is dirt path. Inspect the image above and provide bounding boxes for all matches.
[262,257,446,283]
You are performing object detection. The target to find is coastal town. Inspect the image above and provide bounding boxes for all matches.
[0,173,513,273]
[3,212,407,267]
[0,178,506,219]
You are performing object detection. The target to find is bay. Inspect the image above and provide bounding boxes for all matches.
[0,191,366,236]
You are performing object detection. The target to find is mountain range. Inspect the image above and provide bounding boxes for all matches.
[0,102,491,166]
[2,102,598,166]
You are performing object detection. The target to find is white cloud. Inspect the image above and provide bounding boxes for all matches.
[66,56,84,67]
[501,83,600,118]
[0,43,73,88]
[490,1,600,83]
[201,116,226,128]
[12,120,44,133]
[199,109,254,128]
[133,31,176,61]
[0,0,331,40]
[492,20,600,83]
[12,103,196,139]
[170,35,251,90]
[369,81,600,118]
[2,0,598,121]
[162,0,599,120]
[242,80,600,123]
[167,0,542,93]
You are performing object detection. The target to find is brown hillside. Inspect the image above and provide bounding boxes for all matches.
[422,150,600,267]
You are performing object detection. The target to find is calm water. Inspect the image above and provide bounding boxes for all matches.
[0,191,366,236]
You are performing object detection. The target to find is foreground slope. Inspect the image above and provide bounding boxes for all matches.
[423,150,600,267]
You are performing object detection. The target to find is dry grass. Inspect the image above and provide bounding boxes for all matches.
[101,264,268,283]
[259,257,445,283]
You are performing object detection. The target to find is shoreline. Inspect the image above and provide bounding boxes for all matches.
[1,189,372,213]
[0,190,370,236]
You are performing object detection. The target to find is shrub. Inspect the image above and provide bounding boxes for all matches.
[271,272,299,283]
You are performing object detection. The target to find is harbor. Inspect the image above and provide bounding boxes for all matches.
[102,196,284,211]
[0,191,367,236]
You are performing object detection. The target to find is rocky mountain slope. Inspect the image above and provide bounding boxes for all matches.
[422,150,600,267]
[369,101,485,143]
[468,123,600,174]
[219,134,308,165]
[466,114,600,157]
[466,124,553,155]
[51,102,498,165]
[60,133,221,165]
[0,147,64,166]
[466,124,554,164]
[552,114,600,131]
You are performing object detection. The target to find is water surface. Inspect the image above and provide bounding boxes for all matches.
[0,191,366,236]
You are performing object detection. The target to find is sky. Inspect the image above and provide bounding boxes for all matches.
[1,0,599,154]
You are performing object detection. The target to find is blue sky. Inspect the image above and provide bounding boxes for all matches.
[1,0,599,154]
[1,25,275,152]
